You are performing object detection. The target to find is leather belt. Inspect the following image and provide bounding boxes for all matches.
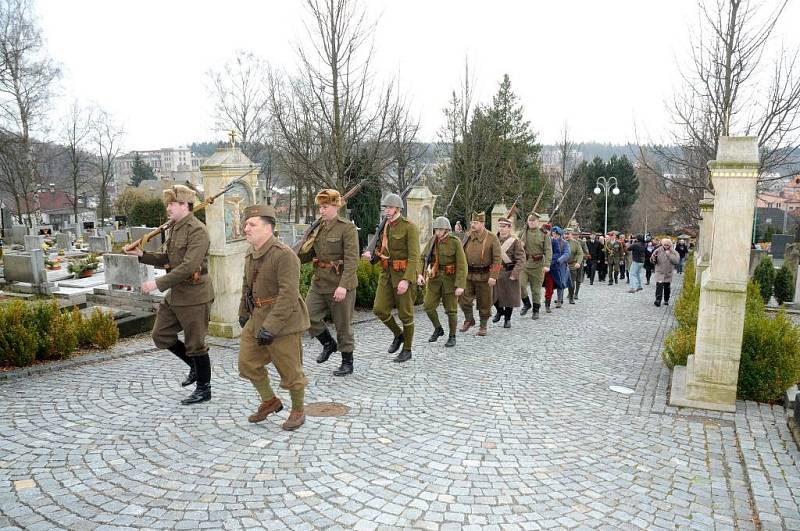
[253,296,277,308]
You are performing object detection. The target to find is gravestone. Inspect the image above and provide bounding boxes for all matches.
[103,253,154,292]
[201,146,259,338]
[277,225,294,246]
[24,235,44,251]
[89,235,112,254]
[771,234,794,260]
[35,225,53,236]
[55,233,73,251]
[3,249,51,294]
[10,225,27,245]
[111,229,129,244]
[670,137,759,412]
[129,227,163,253]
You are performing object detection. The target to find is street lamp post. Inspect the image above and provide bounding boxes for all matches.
[593,176,620,235]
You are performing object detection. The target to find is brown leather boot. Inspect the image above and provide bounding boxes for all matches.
[476,326,487,336]
[282,410,305,431]
[459,319,475,332]
[248,396,283,423]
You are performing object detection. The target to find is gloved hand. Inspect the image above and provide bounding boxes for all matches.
[238,315,249,328]
[257,328,275,346]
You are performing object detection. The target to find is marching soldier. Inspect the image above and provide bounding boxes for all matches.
[565,227,585,304]
[237,205,309,431]
[518,212,552,320]
[297,189,359,376]
[604,231,623,285]
[577,232,590,298]
[362,193,420,363]
[492,217,525,328]
[127,184,214,405]
[459,211,502,336]
[418,216,467,347]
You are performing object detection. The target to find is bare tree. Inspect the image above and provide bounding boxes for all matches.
[0,0,60,226]
[640,0,800,223]
[386,87,427,193]
[92,109,123,222]
[556,123,575,199]
[61,101,95,223]
[269,0,407,197]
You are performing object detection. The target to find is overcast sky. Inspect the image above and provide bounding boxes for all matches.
[37,0,799,151]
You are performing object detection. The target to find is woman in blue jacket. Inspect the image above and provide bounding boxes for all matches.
[543,226,571,311]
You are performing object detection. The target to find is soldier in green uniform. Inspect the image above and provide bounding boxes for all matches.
[418,216,467,347]
[237,205,310,431]
[297,189,359,376]
[565,227,585,304]
[604,231,623,285]
[459,211,502,336]
[127,184,214,406]
[518,212,552,320]
[362,193,420,363]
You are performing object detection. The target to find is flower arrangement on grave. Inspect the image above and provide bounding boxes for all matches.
[45,257,63,270]
[68,254,100,278]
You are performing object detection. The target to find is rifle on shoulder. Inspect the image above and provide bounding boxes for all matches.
[123,166,257,253]
[292,179,367,255]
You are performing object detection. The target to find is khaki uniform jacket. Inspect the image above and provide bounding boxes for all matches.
[422,234,467,290]
[604,240,624,262]
[567,239,585,268]
[378,216,421,286]
[298,217,359,294]
[139,213,214,307]
[520,227,553,266]
[239,236,310,337]
[463,229,502,281]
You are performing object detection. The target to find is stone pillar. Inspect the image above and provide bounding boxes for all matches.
[200,147,258,338]
[405,183,437,252]
[669,137,759,412]
[490,203,508,233]
[695,191,714,284]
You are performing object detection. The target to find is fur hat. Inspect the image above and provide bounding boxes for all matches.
[315,189,342,207]
[162,184,196,204]
[243,204,277,221]
[471,211,486,223]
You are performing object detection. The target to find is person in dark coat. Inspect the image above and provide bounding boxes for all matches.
[543,226,571,310]
[675,239,689,274]
[644,239,656,285]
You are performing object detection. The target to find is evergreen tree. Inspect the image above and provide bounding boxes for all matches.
[581,155,639,233]
[130,153,155,187]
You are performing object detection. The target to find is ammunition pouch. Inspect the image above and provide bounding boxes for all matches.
[443,264,456,275]
[381,258,408,272]
[313,258,344,275]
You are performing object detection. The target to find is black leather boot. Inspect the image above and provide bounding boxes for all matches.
[333,352,353,376]
[503,307,511,328]
[181,355,211,405]
[393,350,412,363]
[531,303,540,320]
[388,334,404,354]
[520,297,531,316]
[181,383,211,405]
[444,335,456,347]
[315,329,337,364]
[492,303,503,323]
[545,300,552,313]
[428,327,444,342]
[168,341,196,387]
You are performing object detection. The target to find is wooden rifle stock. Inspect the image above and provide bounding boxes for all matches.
[291,180,366,254]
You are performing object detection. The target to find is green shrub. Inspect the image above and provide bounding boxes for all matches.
[129,196,167,227]
[662,325,697,369]
[32,300,78,361]
[752,255,775,304]
[83,308,119,349]
[674,278,701,329]
[299,263,313,299]
[0,301,38,367]
[683,253,696,289]
[355,260,380,308]
[738,308,800,402]
[773,264,795,305]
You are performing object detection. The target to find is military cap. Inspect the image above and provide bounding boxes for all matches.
[243,204,277,221]
[432,216,452,231]
[381,193,403,208]
[565,227,575,234]
[497,217,512,226]
[551,226,563,236]
[162,184,196,204]
[471,211,485,223]
[527,211,540,221]
[542,223,552,231]
[538,213,550,223]
[315,188,342,207]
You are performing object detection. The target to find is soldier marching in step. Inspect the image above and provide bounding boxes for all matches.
[237,204,309,431]
[518,212,552,320]
[296,189,359,376]
[564,227,585,305]
[459,211,502,336]
[362,193,421,363]
[418,216,467,347]
[126,184,214,406]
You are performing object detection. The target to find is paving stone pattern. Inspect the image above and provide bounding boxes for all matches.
[1,276,799,530]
